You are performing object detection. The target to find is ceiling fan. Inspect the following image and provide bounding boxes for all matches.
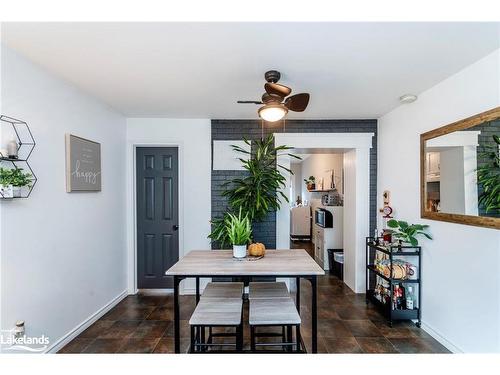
[237,70,310,122]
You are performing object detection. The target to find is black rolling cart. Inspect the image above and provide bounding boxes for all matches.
[365,237,421,327]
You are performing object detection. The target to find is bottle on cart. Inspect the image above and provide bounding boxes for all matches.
[393,284,405,310]
[393,285,400,309]
[406,286,415,310]
[399,283,406,310]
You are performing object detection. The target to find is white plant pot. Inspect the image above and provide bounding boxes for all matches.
[0,184,14,199]
[13,186,22,198]
[232,245,247,259]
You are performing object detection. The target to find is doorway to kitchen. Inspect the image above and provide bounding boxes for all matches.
[275,133,374,293]
[136,147,179,289]
[289,150,344,269]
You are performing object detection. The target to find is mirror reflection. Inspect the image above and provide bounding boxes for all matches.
[423,119,499,218]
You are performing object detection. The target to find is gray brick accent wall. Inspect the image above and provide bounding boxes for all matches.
[211,119,378,249]
[473,119,500,218]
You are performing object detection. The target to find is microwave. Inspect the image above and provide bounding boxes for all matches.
[315,208,333,228]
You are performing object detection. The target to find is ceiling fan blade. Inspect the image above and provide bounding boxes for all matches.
[265,82,291,97]
[284,93,310,112]
[237,100,263,104]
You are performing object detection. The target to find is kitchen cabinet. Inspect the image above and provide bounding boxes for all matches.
[313,206,343,270]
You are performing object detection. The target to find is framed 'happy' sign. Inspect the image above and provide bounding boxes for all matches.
[65,134,101,192]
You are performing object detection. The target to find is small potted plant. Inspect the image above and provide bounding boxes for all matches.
[225,209,252,259]
[0,167,33,198]
[386,219,432,247]
[304,176,316,191]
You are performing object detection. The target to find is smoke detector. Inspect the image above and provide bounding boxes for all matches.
[399,94,418,104]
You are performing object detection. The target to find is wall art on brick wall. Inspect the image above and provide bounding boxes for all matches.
[212,140,251,170]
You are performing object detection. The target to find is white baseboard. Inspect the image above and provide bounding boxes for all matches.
[138,288,173,295]
[46,290,128,353]
[181,287,197,295]
[420,321,463,353]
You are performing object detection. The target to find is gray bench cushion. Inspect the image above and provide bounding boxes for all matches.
[249,298,301,325]
[201,282,244,299]
[249,282,289,300]
[189,298,242,326]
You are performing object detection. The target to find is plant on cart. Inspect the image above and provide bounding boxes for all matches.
[386,219,432,246]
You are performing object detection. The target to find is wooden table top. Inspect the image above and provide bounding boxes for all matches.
[165,249,325,276]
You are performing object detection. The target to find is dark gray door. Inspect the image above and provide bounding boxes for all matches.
[136,147,179,288]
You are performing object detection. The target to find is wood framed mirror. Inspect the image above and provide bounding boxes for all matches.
[420,106,500,229]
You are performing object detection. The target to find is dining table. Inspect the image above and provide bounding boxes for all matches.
[165,249,325,353]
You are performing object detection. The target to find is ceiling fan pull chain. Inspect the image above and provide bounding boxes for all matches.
[261,119,264,140]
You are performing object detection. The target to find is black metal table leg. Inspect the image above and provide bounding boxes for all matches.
[174,275,181,354]
[195,277,205,350]
[237,323,243,352]
[296,325,301,352]
[282,326,286,351]
[311,275,318,353]
[250,326,256,352]
[296,277,301,312]
[195,277,200,304]
[190,325,195,353]
[287,325,293,352]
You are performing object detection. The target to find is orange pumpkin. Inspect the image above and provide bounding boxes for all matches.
[248,242,266,257]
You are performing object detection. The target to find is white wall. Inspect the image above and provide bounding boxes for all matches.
[290,162,301,205]
[126,118,211,294]
[343,150,357,290]
[0,47,127,352]
[300,153,344,203]
[343,149,370,293]
[439,147,466,214]
[378,49,500,353]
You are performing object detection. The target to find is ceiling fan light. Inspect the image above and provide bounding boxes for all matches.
[258,104,288,122]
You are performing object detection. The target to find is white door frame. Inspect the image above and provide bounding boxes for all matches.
[274,132,374,293]
[126,141,185,295]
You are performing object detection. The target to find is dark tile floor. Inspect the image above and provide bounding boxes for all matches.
[59,241,450,354]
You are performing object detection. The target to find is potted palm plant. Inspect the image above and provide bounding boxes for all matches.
[225,209,252,259]
[209,135,299,249]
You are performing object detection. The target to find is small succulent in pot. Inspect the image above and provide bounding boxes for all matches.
[304,176,316,191]
[225,209,252,258]
[386,219,432,247]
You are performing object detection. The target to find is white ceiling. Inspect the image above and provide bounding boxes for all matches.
[2,22,499,118]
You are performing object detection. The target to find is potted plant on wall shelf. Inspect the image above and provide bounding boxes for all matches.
[226,209,252,259]
[304,176,316,191]
[0,167,33,198]
[386,219,432,247]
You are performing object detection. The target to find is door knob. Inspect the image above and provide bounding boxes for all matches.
[173,224,179,231]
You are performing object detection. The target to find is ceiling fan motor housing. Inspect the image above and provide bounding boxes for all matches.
[264,70,281,83]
